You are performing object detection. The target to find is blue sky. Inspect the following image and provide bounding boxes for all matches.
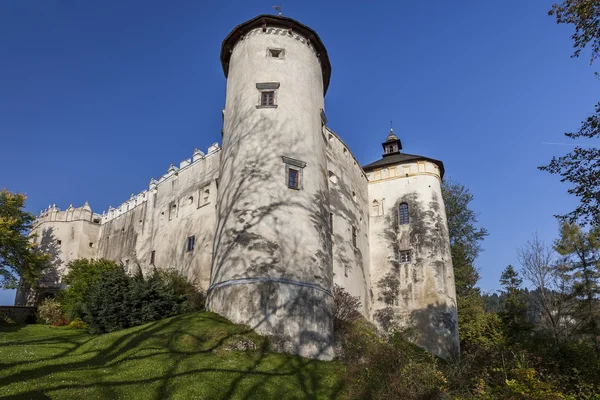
[0,0,597,305]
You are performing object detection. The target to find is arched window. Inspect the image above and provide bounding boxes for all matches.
[398,203,409,225]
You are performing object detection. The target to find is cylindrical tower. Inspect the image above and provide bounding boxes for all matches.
[208,15,334,359]
[365,131,459,360]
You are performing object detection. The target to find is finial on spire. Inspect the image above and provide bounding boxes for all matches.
[273,5,282,16]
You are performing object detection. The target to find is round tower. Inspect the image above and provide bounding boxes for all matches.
[208,15,334,359]
[365,129,459,360]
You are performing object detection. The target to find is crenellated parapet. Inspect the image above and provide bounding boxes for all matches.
[33,201,102,228]
[101,143,221,223]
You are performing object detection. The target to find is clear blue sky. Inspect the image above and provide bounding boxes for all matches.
[0,0,597,305]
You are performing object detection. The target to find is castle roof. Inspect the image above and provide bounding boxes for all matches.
[362,152,445,178]
[220,14,332,95]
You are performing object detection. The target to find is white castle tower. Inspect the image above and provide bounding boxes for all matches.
[207,15,335,359]
[365,129,459,359]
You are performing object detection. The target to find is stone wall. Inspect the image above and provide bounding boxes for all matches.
[325,126,372,319]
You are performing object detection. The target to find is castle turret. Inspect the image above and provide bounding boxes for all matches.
[208,15,334,359]
[365,128,459,359]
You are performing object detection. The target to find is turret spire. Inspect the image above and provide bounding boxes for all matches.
[382,124,402,156]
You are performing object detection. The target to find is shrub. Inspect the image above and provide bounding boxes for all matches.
[59,258,119,320]
[37,297,63,325]
[67,318,87,329]
[333,284,362,327]
[85,267,202,334]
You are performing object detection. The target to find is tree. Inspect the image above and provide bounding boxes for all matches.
[553,221,600,352]
[549,0,600,64]
[541,1,600,225]
[442,178,488,298]
[0,189,48,289]
[518,233,576,343]
[59,258,120,320]
[499,265,530,339]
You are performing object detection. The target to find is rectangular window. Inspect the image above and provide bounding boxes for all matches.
[261,91,275,106]
[288,168,299,189]
[150,250,155,264]
[400,250,411,263]
[352,226,357,248]
[187,235,195,252]
[329,213,333,231]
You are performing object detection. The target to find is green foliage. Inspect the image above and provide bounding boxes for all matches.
[332,284,362,326]
[0,189,49,289]
[67,318,87,329]
[554,222,600,343]
[85,267,204,334]
[59,258,120,320]
[549,0,600,64]
[37,297,63,325]
[442,178,488,298]
[499,265,532,339]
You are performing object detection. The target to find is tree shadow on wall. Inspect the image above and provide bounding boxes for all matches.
[208,91,335,359]
[410,302,460,361]
[15,227,63,306]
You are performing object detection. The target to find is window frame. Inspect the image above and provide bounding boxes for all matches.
[256,82,280,109]
[186,235,195,252]
[399,250,411,264]
[398,203,409,225]
[282,156,306,190]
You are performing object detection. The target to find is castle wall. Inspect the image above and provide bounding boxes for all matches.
[325,127,372,318]
[97,146,220,290]
[367,161,459,359]
[209,25,334,359]
[16,207,102,305]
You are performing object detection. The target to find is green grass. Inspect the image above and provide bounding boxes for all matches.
[0,312,346,399]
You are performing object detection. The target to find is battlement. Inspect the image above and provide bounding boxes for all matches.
[101,143,221,223]
[34,202,102,227]
[33,143,221,227]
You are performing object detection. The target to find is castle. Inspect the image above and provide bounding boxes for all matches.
[17,15,459,360]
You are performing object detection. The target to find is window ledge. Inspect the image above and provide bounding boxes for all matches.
[256,105,278,109]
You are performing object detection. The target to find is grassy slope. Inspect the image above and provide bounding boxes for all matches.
[0,312,346,399]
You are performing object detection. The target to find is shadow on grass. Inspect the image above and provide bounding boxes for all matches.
[0,312,346,400]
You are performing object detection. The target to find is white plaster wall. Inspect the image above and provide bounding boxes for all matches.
[368,161,459,359]
[325,127,372,318]
[97,149,220,290]
[210,26,333,359]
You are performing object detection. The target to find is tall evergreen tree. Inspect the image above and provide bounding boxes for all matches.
[554,221,600,352]
[499,265,530,339]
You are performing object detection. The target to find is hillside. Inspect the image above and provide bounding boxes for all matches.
[0,312,346,399]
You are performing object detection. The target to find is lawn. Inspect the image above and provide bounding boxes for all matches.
[0,312,346,399]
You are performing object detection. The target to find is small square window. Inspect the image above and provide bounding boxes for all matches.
[268,48,284,58]
[400,250,411,263]
[187,235,195,252]
[56,240,62,245]
[261,91,275,106]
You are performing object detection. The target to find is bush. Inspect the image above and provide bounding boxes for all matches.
[59,258,119,320]
[333,284,362,327]
[37,297,63,325]
[85,267,203,334]
[67,318,87,329]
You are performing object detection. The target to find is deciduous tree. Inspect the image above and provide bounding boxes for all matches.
[0,189,48,289]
